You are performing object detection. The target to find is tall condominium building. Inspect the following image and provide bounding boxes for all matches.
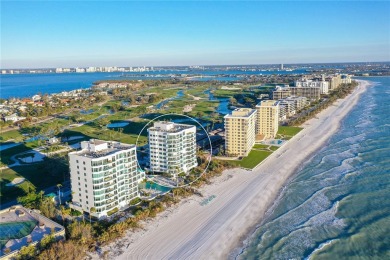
[224,108,257,157]
[256,100,279,139]
[290,87,321,100]
[148,122,197,177]
[326,74,351,90]
[69,139,144,218]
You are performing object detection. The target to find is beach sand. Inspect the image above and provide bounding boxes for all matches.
[96,80,370,260]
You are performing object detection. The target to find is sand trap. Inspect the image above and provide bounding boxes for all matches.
[6,177,25,186]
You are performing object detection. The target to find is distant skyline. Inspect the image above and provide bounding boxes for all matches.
[1,1,389,69]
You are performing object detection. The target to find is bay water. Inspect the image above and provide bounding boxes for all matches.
[238,77,390,259]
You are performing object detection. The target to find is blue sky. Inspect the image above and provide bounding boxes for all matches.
[1,1,389,68]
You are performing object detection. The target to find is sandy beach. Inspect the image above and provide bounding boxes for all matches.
[97,80,370,260]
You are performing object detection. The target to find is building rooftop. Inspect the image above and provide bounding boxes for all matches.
[71,139,135,159]
[256,100,279,107]
[148,121,195,133]
[224,108,256,119]
[0,205,65,258]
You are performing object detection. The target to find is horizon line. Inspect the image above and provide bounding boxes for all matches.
[2,61,390,71]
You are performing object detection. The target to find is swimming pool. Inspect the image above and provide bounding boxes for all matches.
[139,182,171,193]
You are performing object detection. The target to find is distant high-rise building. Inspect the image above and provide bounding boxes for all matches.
[148,122,197,177]
[224,108,257,157]
[281,64,284,70]
[295,79,329,94]
[256,100,279,139]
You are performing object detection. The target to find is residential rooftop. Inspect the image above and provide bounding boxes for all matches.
[148,121,195,133]
[224,108,256,119]
[70,139,135,159]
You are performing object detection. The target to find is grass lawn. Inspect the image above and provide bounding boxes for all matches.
[0,142,40,166]
[0,162,67,203]
[277,126,303,136]
[232,150,272,169]
[212,89,241,98]
[253,144,269,149]
[0,130,24,143]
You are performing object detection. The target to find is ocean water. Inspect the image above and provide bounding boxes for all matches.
[238,77,390,259]
[0,69,307,99]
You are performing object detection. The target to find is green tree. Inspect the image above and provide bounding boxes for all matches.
[39,197,57,219]
[17,244,36,260]
[89,207,96,223]
[17,190,44,209]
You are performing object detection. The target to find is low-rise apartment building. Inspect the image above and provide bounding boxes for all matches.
[148,122,197,177]
[69,139,144,218]
[295,79,329,94]
[290,86,321,100]
[224,108,257,157]
[271,86,292,100]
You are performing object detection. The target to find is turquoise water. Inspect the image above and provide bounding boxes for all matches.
[140,181,171,193]
[0,70,308,99]
[238,77,390,259]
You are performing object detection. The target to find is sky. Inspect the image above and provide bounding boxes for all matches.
[1,1,390,68]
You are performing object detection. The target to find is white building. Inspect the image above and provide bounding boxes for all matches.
[295,79,329,94]
[69,139,144,218]
[148,122,197,177]
[31,94,41,101]
[278,100,296,117]
[4,113,26,123]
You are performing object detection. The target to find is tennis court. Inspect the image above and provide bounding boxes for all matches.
[0,220,37,248]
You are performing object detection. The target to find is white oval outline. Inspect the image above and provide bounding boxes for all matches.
[135,113,213,188]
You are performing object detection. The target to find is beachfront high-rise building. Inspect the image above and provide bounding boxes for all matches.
[256,100,279,139]
[69,139,144,218]
[295,79,329,94]
[148,122,197,177]
[224,108,257,157]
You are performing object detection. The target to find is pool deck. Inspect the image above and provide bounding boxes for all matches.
[0,205,65,259]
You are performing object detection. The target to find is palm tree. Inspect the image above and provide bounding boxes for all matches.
[57,184,62,205]
[89,207,96,223]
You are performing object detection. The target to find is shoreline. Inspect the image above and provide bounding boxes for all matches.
[233,80,371,258]
[95,80,370,260]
